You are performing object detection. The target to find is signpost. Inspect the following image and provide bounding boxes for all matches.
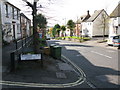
[20,53,43,68]
[21,54,41,60]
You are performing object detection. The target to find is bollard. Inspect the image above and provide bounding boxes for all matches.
[10,52,15,72]
[41,53,43,68]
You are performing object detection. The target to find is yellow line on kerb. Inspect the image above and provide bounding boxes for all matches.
[0,55,86,88]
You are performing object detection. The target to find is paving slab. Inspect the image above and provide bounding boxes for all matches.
[57,63,74,71]
[56,72,67,79]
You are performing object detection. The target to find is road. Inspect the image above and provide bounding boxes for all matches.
[47,40,120,88]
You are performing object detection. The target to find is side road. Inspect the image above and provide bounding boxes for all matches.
[82,39,118,50]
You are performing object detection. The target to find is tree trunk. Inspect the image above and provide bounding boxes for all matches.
[70,29,73,37]
[103,20,105,40]
[33,2,40,54]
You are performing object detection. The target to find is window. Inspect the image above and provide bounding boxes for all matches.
[17,24,20,34]
[12,7,14,19]
[17,10,19,20]
[5,4,9,17]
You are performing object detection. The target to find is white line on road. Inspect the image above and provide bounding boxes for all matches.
[91,51,112,59]
[106,50,115,53]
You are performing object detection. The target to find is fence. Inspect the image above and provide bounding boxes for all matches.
[10,35,33,71]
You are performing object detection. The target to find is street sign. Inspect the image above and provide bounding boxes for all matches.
[21,54,41,60]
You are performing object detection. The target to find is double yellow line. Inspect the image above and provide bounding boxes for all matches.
[0,55,86,88]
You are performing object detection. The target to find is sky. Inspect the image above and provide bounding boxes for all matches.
[7,0,120,27]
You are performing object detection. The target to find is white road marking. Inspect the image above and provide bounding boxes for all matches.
[91,51,112,59]
[106,50,115,53]
[76,54,82,57]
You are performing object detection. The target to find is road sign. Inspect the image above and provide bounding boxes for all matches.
[21,54,41,60]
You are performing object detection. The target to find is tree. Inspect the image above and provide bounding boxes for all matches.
[36,14,47,29]
[52,27,56,38]
[53,24,61,37]
[35,14,47,38]
[61,25,66,37]
[67,20,75,37]
[22,0,39,53]
[101,13,109,40]
[97,9,109,40]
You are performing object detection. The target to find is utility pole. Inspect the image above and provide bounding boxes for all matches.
[22,0,39,53]
[76,16,79,37]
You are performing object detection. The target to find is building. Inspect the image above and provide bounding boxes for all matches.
[0,0,21,42]
[75,10,91,37]
[109,3,120,37]
[86,9,109,38]
[75,19,82,37]
[20,13,31,38]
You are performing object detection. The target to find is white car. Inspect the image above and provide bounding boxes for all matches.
[107,36,116,46]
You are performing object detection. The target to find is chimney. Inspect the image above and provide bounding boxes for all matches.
[87,10,90,15]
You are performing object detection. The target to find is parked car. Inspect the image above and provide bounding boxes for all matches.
[107,36,116,46]
[113,35,120,47]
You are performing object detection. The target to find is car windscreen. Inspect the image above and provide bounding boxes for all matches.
[113,36,119,39]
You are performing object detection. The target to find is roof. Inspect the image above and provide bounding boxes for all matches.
[110,3,120,18]
[76,15,86,23]
[76,11,91,23]
[5,1,20,11]
[87,10,104,22]
[20,13,31,21]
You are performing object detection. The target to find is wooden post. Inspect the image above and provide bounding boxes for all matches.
[41,53,43,68]
[10,52,15,72]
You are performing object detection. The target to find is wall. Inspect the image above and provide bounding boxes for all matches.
[92,11,109,37]
[81,22,89,36]
[1,0,20,42]
[109,17,120,37]
[87,22,93,37]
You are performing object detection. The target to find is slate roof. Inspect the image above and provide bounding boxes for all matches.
[76,15,87,23]
[76,11,91,23]
[21,13,31,21]
[110,3,120,18]
[6,1,21,11]
[87,10,104,22]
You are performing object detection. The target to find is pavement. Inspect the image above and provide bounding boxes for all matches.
[1,45,86,88]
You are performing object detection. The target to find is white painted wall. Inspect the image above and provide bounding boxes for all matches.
[65,28,70,36]
[87,10,109,37]
[1,0,20,42]
[81,22,89,36]
[87,22,93,37]
[109,17,120,37]
[92,11,109,36]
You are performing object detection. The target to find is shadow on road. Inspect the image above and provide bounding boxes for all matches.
[49,40,120,88]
